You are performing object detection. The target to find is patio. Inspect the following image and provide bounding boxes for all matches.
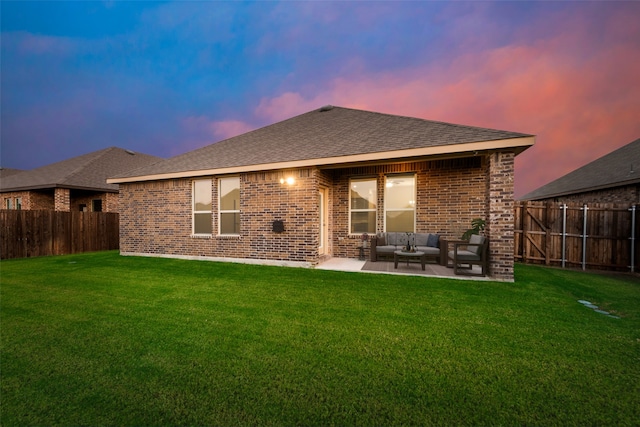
[316,257,490,280]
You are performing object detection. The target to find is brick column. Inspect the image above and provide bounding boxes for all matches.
[486,152,515,281]
[105,192,119,212]
[54,188,71,211]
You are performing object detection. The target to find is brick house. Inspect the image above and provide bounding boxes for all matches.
[108,106,534,281]
[1,147,162,212]
[521,137,640,204]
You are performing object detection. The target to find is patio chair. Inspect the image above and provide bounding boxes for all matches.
[447,234,488,276]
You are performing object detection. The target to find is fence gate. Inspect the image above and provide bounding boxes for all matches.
[514,202,638,272]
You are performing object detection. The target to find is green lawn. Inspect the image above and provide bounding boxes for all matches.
[1,251,639,426]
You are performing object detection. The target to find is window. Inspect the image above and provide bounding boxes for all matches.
[193,179,212,235]
[5,198,13,209]
[350,178,376,234]
[385,174,416,232]
[15,198,22,210]
[92,199,102,212]
[219,176,240,235]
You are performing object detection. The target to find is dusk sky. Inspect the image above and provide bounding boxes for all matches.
[2,1,639,198]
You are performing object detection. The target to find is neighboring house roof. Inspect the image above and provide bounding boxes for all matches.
[109,105,534,183]
[0,168,24,180]
[521,138,640,201]
[1,147,163,193]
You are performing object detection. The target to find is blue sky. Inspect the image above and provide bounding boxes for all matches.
[2,1,639,197]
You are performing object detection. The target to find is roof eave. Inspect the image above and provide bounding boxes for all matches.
[0,184,119,193]
[108,136,535,184]
[523,177,640,201]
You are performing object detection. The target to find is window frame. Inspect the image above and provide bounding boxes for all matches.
[349,177,377,235]
[384,174,416,232]
[192,178,213,236]
[218,176,241,236]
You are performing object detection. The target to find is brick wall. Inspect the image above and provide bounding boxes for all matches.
[2,189,120,212]
[486,152,515,281]
[536,184,640,205]
[2,190,55,210]
[29,191,55,210]
[71,191,118,212]
[105,192,119,212]
[54,188,70,211]
[119,170,321,265]
[118,154,517,280]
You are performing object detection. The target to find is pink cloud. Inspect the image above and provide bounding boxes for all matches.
[256,93,321,122]
[179,116,257,154]
[253,4,640,198]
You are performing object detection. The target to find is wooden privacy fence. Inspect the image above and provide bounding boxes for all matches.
[515,202,639,272]
[0,210,119,260]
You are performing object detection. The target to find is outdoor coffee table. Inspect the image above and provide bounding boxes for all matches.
[394,250,426,270]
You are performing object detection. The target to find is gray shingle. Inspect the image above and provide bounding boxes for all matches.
[0,147,163,192]
[521,138,640,200]
[111,106,532,180]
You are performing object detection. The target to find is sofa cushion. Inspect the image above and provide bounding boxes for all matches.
[427,233,440,248]
[415,246,440,256]
[387,232,402,246]
[449,249,480,262]
[468,234,485,255]
[376,232,386,246]
[376,245,397,254]
[414,233,429,247]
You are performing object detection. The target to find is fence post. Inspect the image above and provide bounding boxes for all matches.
[581,204,589,271]
[630,205,636,273]
[561,203,567,268]
[522,201,529,263]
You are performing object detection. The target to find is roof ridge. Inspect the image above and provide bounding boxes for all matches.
[63,146,117,184]
[61,147,117,185]
[331,105,533,136]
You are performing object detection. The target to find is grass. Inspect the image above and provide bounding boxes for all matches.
[1,251,639,426]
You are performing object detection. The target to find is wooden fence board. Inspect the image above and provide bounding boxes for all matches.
[0,210,119,259]
[514,202,639,272]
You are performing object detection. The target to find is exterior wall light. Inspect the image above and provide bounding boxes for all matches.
[280,177,295,185]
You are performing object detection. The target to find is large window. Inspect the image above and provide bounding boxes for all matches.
[193,179,212,235]
[350,178,376,234]
[219,176,240,235]
[385,174,415,232]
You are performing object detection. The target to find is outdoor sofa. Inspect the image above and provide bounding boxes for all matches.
[370,232,444,264]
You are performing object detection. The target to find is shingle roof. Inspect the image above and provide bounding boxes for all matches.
[0,147,163,192]
[110,106,533,182]
[0,168,24,180]
[521,138,640,201]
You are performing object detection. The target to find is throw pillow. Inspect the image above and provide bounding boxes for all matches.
[427,233,440,248]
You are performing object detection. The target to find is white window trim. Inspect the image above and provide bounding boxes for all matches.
[384,174,416,232]
[192,179,212,236]
[218,176,240,236]
[349,177,377,235]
